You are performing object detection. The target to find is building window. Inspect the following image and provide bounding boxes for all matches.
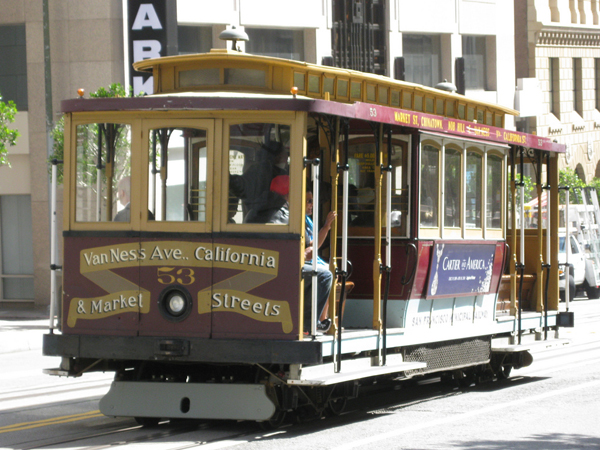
[550,57,560,117]
[177,26,212,55]
[0,24,28,110]
[245,28,304,61]
[462,35,493,91]
[403,34,441,88]
[0,195,34,301]
[574,58,583,116]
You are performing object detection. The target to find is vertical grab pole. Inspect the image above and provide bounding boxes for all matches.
[381,127,393,366]
[543,152,551,340]
[518,148,526,345]
[337,121,349,373]
[565,188,571,311]
[49,159,62,332]
[311,161,320,337]
[96,125,103,221]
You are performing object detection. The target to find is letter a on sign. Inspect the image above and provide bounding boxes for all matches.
[132,4,163,30]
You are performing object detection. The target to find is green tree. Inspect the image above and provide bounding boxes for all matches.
[0,92,20,166]
[48,83,133,184]
[559,168,587,204]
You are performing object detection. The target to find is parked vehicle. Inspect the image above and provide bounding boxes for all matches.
[559,232,600,300]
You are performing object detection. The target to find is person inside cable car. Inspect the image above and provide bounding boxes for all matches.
[113,176,131,222]
[229,141,288,222]
[246,175,290,224]
[114,176,155,222]
[303,189,336,332]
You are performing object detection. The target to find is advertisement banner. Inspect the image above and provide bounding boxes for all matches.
[427,243,497,298]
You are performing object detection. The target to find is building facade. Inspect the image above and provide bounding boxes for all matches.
[0,0,516,308]
[515,0,600,182]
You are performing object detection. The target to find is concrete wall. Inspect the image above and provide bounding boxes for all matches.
[0,0,124,306]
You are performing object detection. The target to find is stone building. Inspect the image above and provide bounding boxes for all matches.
[0,0,517,308]
[515,0,600,182]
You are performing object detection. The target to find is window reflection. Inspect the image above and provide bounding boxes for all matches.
[148,128,208,222]
[75,123,131,222]
[444,148,461,228]
[487,154,502,229]
[227,123,290,224]
[420,145,439,227]
[466,150,482,228]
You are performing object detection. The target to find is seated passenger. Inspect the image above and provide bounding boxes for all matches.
[114,176,132,222]
[303,189,336,333]
[244,175,289,224]
[114,176,155,221]
[229,141,288,219]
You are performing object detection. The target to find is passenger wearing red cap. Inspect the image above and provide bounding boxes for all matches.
[266,175,290,224]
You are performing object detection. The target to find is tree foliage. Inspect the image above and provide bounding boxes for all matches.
[0,92,20,166]
[48,83,133,184]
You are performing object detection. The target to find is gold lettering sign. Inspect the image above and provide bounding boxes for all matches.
[199,289,293,334]
[67,290,151,327]
[68,241,283,329]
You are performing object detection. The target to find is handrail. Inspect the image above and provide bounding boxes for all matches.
[303,157,320,337]
[49,159,63,333]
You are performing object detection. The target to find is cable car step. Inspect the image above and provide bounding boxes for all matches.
[288,355,426,386]
[492,338,570,353]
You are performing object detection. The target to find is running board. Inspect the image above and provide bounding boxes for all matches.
[288,355,426,386]
[99,381,275,421]
[492,338,570,353]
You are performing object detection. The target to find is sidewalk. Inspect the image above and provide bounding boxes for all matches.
[0,305,50,354]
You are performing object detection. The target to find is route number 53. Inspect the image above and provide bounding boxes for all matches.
[157,267,195,285]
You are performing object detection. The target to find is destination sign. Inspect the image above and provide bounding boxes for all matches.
[353,103,565,153]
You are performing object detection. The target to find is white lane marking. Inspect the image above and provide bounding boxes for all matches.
[332,378,600,449]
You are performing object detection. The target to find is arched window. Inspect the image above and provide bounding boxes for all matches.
[575,163,586,184]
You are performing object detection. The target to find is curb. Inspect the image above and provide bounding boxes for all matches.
[0,330,44,354]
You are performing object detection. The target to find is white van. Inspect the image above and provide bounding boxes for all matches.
[559,233,600,300]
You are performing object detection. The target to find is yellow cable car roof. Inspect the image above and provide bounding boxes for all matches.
[133,49,518,121]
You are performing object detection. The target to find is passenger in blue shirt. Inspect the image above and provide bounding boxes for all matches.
[304,190,336,333]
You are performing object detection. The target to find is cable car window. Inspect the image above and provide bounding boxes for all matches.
[351,81,362,99]
[227,123,290,224]
[444,148,461,228]
[466,150,482,228]
[389,140,408,234]
[309,75,320,93]
[346,140,376,228]
[148,128,208,222]
[487,154,503,229]
[179,68,220,87]
[224,68,267,87]
[420,144,439,228]
[74,123,131,222]
[402,92,412,109]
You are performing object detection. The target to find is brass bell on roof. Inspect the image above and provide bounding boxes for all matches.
[219,26,249,51]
